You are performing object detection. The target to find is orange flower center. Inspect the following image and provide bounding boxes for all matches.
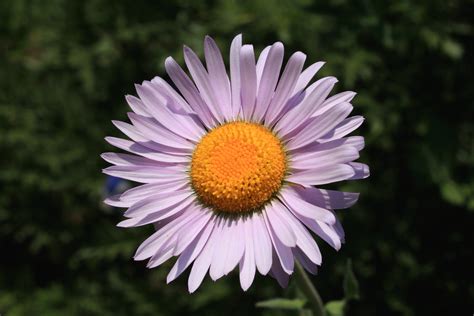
[191,122,286,213]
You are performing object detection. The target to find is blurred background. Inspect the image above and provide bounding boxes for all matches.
[1,0,473,315]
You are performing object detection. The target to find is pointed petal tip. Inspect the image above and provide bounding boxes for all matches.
[111,120,121,126]
[240,283,251,291]
[231,34,243,46]
[164,56,176,67]
[116,221,126,228]
[204,34,214,42]
[188,280,201,293]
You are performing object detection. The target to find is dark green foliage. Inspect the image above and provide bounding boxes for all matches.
[0,0,472,315]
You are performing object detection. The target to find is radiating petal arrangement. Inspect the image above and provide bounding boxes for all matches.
[102,34,369,293]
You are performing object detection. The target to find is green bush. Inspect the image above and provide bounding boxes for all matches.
[1,0,472,315]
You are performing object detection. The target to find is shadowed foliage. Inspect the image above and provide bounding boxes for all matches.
[0,0,472,315]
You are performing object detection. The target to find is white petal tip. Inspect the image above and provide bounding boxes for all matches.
[164,56,176,67]
[240,284,251,291]
[116,220,130,228]
[274,41,284,48]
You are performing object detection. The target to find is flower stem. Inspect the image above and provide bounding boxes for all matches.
[294,261,326,316]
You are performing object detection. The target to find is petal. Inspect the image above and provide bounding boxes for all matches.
[173,209,213,256]
[105,137,190,163]
[117,194,193,228]
[269,251,290,288]
[128,113,195,150]
[312,91,357,117]
[286,164,356,187]
[209,218,245,280]
[319,115,364,142]
[188,218,221,293]
[286,102,354,150]
[204,36,232,120]
[264,211,294,274]
[126,95,151,117]
[223,219,246,275]
[252,213,273,275]
[134,206,201,261]
[118,179,189,205]
[333,215,345,243]
[255,45,271,90]
[265,51,306,125]
[239,217,256,291]
[347,162,370,180]
[208,218,227,281]
[253,42,284,122]
[146,238,176,268]
[342,136,365,151]
[167,218,215,283]
[313,221,343,250]
[293,136,364,154]
[123,188,194,217]
[165,57,216,128]
[275,77,337,137]
[293,247,318,274]
[239,44,257,121]
[273,200,321,264]
[183,45,224,123]
[291,61,325,96]
[291,212,342,250]
[112,120,148,143]
[113,120,189,156]
[136,82,203,141]
[146,209,206,269]
[291,145,359,170]
[150,76,195,114]
[230,34,242,118]
[104,194,129,208]
[292,186,359,210]
[103,165,187,184]
[279,187,336,224]
[101,152,171,167]
[265,201,297,247]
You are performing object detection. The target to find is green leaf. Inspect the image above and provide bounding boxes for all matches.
[325,300,346,316]
[343,259,360,300]
[256,298,306,310]
[441,39,463,59]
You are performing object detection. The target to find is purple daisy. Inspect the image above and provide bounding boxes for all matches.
[102,34,369,293]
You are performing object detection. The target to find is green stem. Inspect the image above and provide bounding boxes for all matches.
[294,261,326,316]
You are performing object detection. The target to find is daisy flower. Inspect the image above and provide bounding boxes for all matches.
[102,34,369,293]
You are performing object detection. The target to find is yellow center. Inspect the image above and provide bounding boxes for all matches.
[191,122,287,214]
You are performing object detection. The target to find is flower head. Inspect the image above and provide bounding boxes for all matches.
[102,34,369,292]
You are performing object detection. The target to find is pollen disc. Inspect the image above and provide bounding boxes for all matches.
[191,122,286,213]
